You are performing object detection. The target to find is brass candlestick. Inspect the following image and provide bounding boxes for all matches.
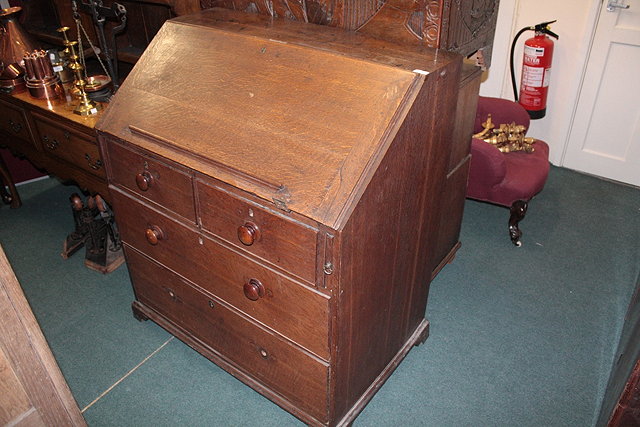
[60,29,101,116]
[57,26,71,55]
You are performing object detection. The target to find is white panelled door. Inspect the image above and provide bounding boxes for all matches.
[563,0,640,186]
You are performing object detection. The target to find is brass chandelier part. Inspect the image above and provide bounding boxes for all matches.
[473,114,536,153]
[59,27,101,116]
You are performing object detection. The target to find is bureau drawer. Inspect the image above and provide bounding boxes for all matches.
[196,178,318,283]
[105,139,195,222]
[111,189,330,359]
[0,99,32,145]
[126,248,329,422]
[32,113,105,179]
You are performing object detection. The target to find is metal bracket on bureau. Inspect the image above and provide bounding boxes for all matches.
[319,231,336,289]
[323,262,334,275]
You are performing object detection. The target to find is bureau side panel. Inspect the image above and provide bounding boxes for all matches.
[331,59,461,422]
[430,64,482,278]
[404,59,463,332]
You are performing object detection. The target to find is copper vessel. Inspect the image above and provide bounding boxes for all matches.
[25,75,64,101]
[0,76,26,93]
[1,7,37,70]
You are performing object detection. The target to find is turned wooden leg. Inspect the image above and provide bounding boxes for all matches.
[508,200,528,247]
[0,154,21,209]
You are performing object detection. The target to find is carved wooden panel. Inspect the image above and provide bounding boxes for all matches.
[439,0,500,61]
[200,0,337,25]
[199,0,499,60]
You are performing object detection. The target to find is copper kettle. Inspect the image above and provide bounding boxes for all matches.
[1,7,37,72]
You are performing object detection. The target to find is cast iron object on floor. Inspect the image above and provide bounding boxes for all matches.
[61,193,124,273]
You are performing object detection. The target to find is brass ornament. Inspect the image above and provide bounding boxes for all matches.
[472,114,536,153]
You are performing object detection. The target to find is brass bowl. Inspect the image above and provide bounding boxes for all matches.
[84,74,112,92]
[1,6,23,17]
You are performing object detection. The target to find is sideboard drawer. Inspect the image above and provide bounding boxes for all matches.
[126,248,329,422]
[105,139,195,222]
[0,99,31,143]
[196,178,318,283]
[111,188,329,358]
[32,113,106,179]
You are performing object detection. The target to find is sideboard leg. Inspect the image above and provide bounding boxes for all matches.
[0,154,21,209]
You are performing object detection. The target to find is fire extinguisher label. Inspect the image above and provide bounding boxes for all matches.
[524,46,545,66]
[524,45,545,57]
[543,68,551,87]
[522,65,544,87]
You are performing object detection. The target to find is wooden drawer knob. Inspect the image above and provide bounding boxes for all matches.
[145,225,164,245]
[243,278,265,301]
[135,171,154,191]
[237,222,260,246]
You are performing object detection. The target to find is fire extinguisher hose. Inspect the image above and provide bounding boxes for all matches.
[510,26,535,102]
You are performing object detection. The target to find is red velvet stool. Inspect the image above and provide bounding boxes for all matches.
[466,97,550,246]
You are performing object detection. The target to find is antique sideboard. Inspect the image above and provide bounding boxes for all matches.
[95,8,481,425]
[0,91,108,199]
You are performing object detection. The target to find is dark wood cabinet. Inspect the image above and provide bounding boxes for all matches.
[96,8,479,425]
[0,91,108,198]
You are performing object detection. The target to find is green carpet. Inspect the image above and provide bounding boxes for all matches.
[1,166,638,426]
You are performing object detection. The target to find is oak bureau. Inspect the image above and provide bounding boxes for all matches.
[96,8,472,426]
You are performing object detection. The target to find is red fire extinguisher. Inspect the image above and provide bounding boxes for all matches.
[510,20,559,119]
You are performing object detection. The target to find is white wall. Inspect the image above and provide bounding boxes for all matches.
[479,0,602,165]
